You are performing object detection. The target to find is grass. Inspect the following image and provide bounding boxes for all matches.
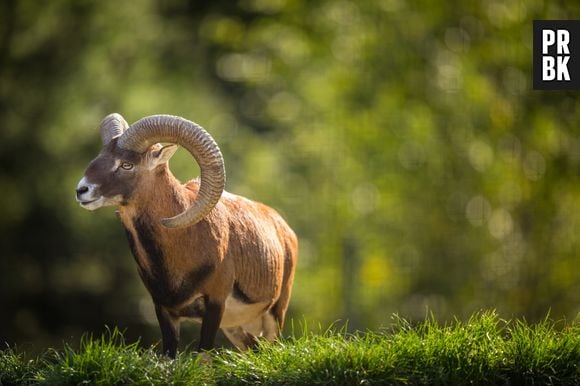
[1,312,578,385]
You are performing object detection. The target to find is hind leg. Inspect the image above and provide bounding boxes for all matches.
[240,311,280,342]
[269,243,296,338]
[252,262,295,343]
[261,311,280,341]
[242,317,263,337]
[222,326,258,351]
[268,268,294,338]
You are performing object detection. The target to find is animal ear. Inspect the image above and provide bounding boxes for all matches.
[146,144,178,169]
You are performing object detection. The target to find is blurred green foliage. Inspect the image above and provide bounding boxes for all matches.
[1,0,579,349]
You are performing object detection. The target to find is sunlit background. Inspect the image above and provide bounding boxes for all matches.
[1,0,579,351]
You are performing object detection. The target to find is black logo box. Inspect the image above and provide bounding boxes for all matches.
[533,20,580,90]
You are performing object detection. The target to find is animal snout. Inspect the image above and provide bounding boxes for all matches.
[76,186,89,198]
[75,177,98,203]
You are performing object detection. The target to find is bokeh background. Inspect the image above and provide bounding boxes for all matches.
[1,0,579,351]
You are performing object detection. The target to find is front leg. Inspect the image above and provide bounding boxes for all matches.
[198,297,224,351]
[155,304,180,358]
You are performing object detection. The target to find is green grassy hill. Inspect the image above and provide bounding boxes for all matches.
[1,312,578,385]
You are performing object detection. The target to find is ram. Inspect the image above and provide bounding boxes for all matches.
[75,113,297,358]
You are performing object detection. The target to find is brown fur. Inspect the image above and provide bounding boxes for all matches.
[113,161,297,354]
[78,140,297,356]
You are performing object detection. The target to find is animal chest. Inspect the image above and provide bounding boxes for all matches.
[122,218,213,308]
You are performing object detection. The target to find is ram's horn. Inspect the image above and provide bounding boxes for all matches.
[100,113,129,145]
[118,114,225,228]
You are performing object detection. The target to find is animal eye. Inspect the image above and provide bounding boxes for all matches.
[120,161,134,170]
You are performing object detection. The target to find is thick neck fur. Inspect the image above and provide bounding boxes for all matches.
[119,163,191,223]
[116,164,194,279]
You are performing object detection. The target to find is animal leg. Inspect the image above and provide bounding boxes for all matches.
[269,251,296,334]
[261,311,280,341]
[198,299,224,352]
[238,313,278,346]
[155,304,180,358]
[222,326,258,350]
[242,317,263,337]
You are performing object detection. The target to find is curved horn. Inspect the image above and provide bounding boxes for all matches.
[100,113,129,145]
[117,114,225,229]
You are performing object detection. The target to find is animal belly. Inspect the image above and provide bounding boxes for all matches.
[220,296,270,328]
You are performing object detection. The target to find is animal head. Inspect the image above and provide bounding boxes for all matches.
[75,113,225,228]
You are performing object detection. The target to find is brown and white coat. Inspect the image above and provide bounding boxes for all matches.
[76,114,297,358]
